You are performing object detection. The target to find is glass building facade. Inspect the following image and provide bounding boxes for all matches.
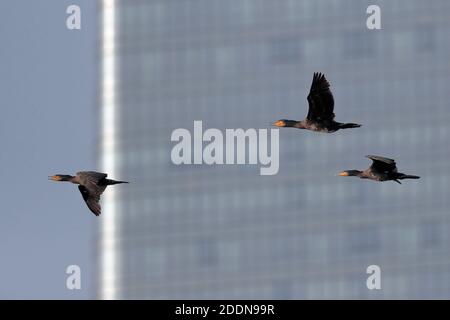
[98,0,450,299]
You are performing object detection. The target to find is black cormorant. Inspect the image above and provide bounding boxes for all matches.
[49,171,128,216]
[338,155,420,184]
[273,73,361,133]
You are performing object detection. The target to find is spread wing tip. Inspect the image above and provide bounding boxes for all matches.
[78,185,102,216]
[366,155,396,164]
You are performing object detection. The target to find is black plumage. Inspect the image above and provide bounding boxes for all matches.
[273,72,361,132]
[49,171,128,216]
[339,155,420,184]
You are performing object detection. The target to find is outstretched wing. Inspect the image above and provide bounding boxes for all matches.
[77,171,107,183]
[306,72,335,121]
[367,155,397,174]
[76,172,109,216]
[78,185,104,216]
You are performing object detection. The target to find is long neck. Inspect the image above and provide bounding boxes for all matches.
[60,175,76,183]
[348,170,363,177]
[285,120,303,128]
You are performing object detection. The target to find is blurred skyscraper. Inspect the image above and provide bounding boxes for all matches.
[98,0,450,299]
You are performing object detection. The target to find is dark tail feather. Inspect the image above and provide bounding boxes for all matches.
[399,175,420,180]
[340,123,362,129]
[105,179,129,185]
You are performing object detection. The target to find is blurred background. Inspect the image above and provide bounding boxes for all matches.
[1,0,450,299]
[0,0,96,299]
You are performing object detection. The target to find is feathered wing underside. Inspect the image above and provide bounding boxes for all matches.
[78,184,106,216]
[76,172,107,216]
[306,72,335,121]
[367,155,397,174]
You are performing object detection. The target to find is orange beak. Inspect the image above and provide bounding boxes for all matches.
[272,120,286,127]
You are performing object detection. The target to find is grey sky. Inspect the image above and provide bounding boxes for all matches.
[0,1,97,299]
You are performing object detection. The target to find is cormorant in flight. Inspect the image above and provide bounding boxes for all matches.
[338,155,420,184]
[273,73,361,133]
[49,171,128,216]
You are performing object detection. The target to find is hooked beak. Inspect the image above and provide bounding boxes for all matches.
[338,171,350,177]
[49,175,61,181]
[272,120,285,127]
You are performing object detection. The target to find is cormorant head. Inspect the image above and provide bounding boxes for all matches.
[49,174,74,182]
[272,119,298,128]
[338,170,362,177]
